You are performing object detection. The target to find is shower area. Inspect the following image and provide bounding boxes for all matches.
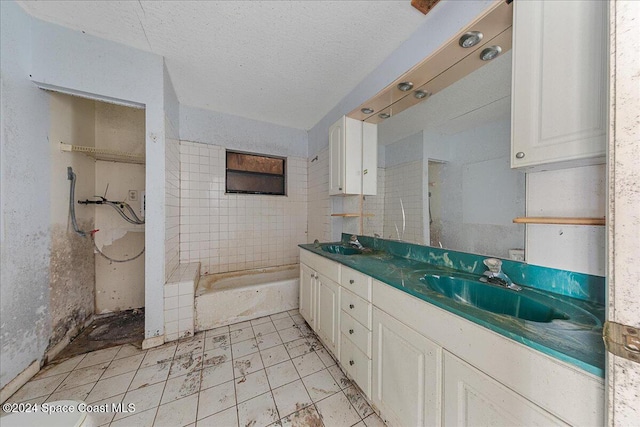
[48,92,146,359]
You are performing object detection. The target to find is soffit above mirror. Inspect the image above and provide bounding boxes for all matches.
[348,0,513,124]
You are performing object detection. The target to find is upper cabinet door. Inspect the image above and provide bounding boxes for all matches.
[511,0,607,170]
[329,117,345,195]
[329,116,377,195]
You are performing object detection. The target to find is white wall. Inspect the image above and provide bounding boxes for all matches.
[0,1,54,390]
[48,93,96,348]
[164,62,181,283]
[180,105,308,159]
[179,141,307,274]
[94,102,146,313]
[307,147,332,243]
[527,165,606,276]
[26,9,168,342]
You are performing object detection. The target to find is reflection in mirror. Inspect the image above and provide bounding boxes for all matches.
[363,51,525,260]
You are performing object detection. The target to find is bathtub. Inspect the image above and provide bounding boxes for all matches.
[195,264,299,330]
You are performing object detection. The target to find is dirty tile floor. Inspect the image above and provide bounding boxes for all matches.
[3,309,386,427]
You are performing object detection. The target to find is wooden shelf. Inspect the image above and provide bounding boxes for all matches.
[60,142,145,165]
[513,217,605,226]
[331,213,375,218]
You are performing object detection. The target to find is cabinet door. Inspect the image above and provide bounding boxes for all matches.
[329,118,345,195]
[315,274,339,356]
[511,0,607,169]
[299,264,316,328]
[443,352,567,426]
[372,308,442,427]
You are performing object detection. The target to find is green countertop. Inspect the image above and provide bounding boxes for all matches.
[299,239,605,378]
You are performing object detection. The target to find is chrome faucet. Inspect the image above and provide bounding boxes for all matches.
[349,235,365,250]
[480,258,522,291]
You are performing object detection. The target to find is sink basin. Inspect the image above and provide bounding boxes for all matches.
[321,244,362,256]
[421,275,570,323]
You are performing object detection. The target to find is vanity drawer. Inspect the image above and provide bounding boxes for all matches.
[340,288,371,329]
[300,249,339,283]
[340,266,372,301]
[340,333,371,399]
[340,311,371,357]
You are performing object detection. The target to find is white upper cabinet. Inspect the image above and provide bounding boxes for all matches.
[511,0,608,170]
[329,116,377,195]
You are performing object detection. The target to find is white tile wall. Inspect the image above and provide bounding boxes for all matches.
[179,141,307,275]
[307,147,331,243]
[165,263,199,341]
[362,167,386,237]
[383,160,425,244]
[165,135,181,281]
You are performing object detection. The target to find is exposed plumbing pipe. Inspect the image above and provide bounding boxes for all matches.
[67,167,86,237]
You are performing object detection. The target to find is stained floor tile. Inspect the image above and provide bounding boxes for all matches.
[5,310,380,427]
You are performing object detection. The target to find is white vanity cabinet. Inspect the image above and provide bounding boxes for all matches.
[299,249,604,426]
[372,308,442,427]
[443,352,566,426]
[339,266,373,398]
[315,273,340,356]
[329,115,377,195]
[511,0,608,170]
[299,249,341,357]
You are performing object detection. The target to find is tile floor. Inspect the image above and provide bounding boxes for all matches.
[2,309,386,427]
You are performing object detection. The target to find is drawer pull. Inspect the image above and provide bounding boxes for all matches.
[349,304,355,309]
[349,279,355,284]
[349,360,355,366]
[349,329,354,334]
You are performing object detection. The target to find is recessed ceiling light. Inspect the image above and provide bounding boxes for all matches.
[459,31,484,48]
[480,45,502,61]
[378,113,391,119]
[361,108,374,114]
[397,82,414,92]
[414,90,431,99]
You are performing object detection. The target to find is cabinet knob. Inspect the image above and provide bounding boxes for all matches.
[310,273,314,278]
[349,304,354,309]
[515,152,525,159]
[349,279,354,284]
[349,329,354,334]
[349,360,355,366]
[339,187,343,191]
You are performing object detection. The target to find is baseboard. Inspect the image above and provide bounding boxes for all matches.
[0,360,40,404]
[142,335,165,350]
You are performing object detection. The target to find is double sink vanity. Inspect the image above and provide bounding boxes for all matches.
[299,234,605,426]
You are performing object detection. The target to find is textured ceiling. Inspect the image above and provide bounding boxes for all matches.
[18,1,428,130]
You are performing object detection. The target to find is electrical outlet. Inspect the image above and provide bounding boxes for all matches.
[128,190,138,201]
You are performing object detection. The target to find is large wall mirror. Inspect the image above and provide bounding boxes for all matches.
[361,50,526,260]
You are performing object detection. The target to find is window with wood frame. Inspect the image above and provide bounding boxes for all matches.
[226,151,286,195]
